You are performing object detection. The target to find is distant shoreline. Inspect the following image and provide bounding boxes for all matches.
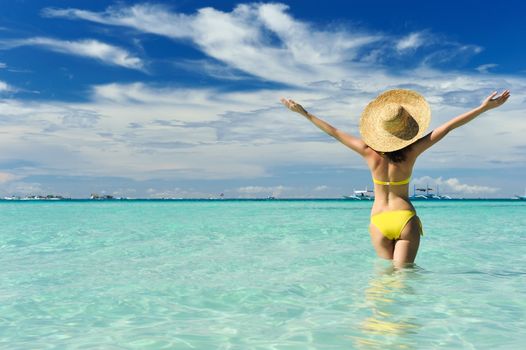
[1,198,524,202]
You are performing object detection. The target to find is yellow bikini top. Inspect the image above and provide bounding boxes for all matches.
[372,176,411,186]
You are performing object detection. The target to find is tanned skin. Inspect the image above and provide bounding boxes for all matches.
[281,90,510,266]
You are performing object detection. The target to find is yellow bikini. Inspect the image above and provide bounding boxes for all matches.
[372,177,411,186]
[370,176,423,240]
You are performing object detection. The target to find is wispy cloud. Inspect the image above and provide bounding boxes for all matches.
[422,44,483,67]
[476,63,498,73]
[0,37,143,70]
[0,62,6,69]
[0,2,523,197]
[0,172,21,183]
[42,3,492,86]
[42,5,194,38]
[2,76,524,185]
[0,172,44,196]
[0,180,45,196]
[145,187,212,199]
[396,32,427,52]
[42,3,382,84]
[236,185,288,197]
[0,81,11,92]
[174,59,251,81]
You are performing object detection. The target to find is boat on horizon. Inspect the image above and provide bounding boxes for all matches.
[513,188,526,200]
[410,184,452,200]
[90,194,115,200]
[343,187,374,200]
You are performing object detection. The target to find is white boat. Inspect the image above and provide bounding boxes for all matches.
[513,188,526,200]
[343,187,374,200]
[21,195,46,200]
[410,184,451,200]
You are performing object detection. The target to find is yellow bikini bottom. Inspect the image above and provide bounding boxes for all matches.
[370,210,423,240]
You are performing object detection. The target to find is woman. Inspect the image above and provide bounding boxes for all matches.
[281,89,510,265]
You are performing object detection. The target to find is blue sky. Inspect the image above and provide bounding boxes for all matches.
[1,0,525,198]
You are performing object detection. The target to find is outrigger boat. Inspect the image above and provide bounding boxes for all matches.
[343,187,374,200]
[410,184,451,200]
[513,188,526,200]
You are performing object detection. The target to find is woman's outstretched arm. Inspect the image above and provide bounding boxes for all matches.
[411,90,511,156]
[280,98,368,156]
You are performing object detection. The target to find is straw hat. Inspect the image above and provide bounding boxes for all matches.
[359,89,431,152]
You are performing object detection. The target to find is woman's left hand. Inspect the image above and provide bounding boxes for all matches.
[280,98,308,117]
[480,90,510,111]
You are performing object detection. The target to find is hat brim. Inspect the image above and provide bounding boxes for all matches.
[359,89,431,152]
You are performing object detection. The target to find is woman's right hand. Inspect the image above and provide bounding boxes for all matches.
[480,90,510,111]
[280,98,308,117]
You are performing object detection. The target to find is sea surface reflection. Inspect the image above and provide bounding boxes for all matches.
[353,261,423,349]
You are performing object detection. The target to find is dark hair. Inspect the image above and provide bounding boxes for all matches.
[382,145,411,163]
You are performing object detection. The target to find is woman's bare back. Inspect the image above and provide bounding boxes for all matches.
[364,147,416,215]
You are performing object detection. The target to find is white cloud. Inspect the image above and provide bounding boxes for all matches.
[1,76,525,184]
[0,37,143,70]
[0,176,45,196]
[0,62,6,68]
[146,187,220,199]
[237,185,288,197]
[0,172,20,183]
[257,3,381,64]
[42,2,492,87]
[0,81,11,91]
[476,63,498,73]
[42,5,194,39]
[422,44,483,67]
[175,59,249,80]
[42,3,382,84]
[0,2,523,194]
[314,185,329,191]
[396,32,426,52]
[413,176,499,195]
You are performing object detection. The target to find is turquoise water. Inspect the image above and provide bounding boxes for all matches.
[0,200,525,349]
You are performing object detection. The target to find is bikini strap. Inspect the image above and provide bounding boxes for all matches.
[372,176,411,186]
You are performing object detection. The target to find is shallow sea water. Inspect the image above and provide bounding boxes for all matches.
[0,200,525,349]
